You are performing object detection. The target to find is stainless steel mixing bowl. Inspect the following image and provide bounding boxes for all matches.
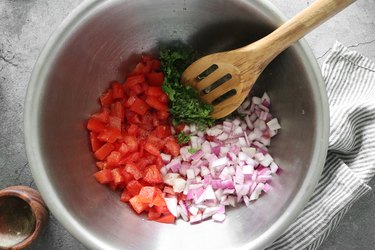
[24,0,329,249]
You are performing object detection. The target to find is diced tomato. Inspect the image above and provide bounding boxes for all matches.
[121,168,135,184]
[96,161,106,170]
[90,132,103,152]
[137,153,156,170]
[138,186,157,204]
[124,75,145,89]
[94,169,112,184]
[152,115,161,127]
[145,96,168,111]
[154,205,170,214]
[175,123,186,133]
[130,97,149,115]
[106,151,122,169]
[124,96,136,108]
[111,168,125,189]
[163,186,175,195]
[112,82,125,100]
[94,143,115,160]
[159,92,169,103]
[129,84,144,96]
[120,189,132,203]
[143,165,163,184]
[141,55,154,63]
[151,60,161,71]
[155,156,164,169]
[126,180,143,196]
[140,82,149,93]
[124,163,143,180]
[87,118,106,133]
[118,143,130,156]
[139,112,154,130]
[88,55,180,222]
[156,111,170,120]
[155,125,172,139]
[146,72,164,86]
[108,116,122,131]
[100,90,113,106]
[111,101,124,120]
[147,134,164,149]
[97,128,121,143]
[127,124,139,136]
[148,207,161,220]
[155,213,175,224]
[132,60,152,75]
[129,195,149,214]
[138,128,150,140]
[146,86,164,97]
[120,152,141,165]
[164,140,180,157]
[125,110,141,124]
[123,135,138,152]
[91,108,110,123]
[152,194,167,207]
[144,142,160,156]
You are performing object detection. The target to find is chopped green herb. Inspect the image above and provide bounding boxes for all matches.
[177,131,191,145]
[160,45,214,128]
[188,147,198,154]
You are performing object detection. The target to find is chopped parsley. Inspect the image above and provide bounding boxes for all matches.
[188,147,198,154]
[160,46,214,128]
[177,131,191,145]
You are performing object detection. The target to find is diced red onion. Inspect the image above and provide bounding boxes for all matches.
[189,213,202,224]
[210,157,228,171]
[261,92,270,106]
[159,92,281,224]
[186,169,195,179]
[217,133,229,141]
[165,197,178,217]
[263,183,271,193]
[243,165,254,175]
[241,147,256,157]
[267,118,281,131]
[191,150,204,162]
[212,213,226,222]
[191,136,199,149]
[160,153,171,163]
[173,178,187,193]
[222,188,235,194]
[270,162,279,173]
[260,153,273,167]
[189,206,199,215]
[182,124,189,133]
[252,96,261,105]
[206,127,223,136]
[212,146,221,156]
[250,183,265,201]
[163,173,180,186]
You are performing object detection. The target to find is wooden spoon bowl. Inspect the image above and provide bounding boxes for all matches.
[182,0,356,119]
[0,186,48,250]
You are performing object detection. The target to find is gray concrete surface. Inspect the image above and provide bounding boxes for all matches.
[0,0,374,249]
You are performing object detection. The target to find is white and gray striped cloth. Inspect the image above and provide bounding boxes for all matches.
[268,42,375,250]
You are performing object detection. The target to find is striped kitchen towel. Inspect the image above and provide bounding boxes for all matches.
[267,42,375,250]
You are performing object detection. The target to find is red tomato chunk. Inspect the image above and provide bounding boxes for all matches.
[87,55,179,222]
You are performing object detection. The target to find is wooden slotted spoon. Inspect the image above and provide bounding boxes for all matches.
[181,0,356,119]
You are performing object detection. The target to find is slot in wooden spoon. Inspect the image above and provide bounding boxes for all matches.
[182,0,356,119]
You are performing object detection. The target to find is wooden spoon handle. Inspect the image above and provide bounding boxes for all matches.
[241,0,356,61]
